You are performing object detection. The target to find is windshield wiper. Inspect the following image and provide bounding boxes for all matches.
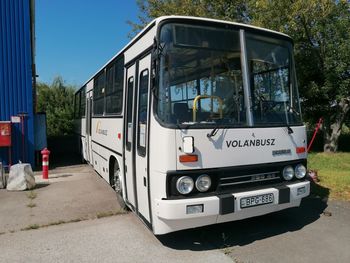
[273,112,294,134]
[288,105,300,116]
[207,119,224,138]
[207,126,220,138]
[287,125,294,134]
[261,102,294,134]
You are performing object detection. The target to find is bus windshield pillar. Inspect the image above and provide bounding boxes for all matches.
[240,29,254,126]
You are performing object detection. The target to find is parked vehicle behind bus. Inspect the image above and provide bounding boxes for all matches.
[74,16,310,235]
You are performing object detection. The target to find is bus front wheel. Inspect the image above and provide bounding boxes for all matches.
[112,162,126,210]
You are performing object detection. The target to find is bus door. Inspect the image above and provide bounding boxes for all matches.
[124,54,151,223]
[85,91,93,164]
[124,64,137,209]
[135,54,151,223]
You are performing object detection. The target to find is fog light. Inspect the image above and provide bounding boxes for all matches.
[297,186,306,196]
[283,166,294,181]
[186,204,203,214]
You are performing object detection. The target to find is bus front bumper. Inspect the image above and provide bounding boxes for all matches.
[154,181,310,234]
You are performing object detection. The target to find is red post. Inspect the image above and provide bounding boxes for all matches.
[41,148,50,179]
[0,121,12,168]
[307,118,323,153]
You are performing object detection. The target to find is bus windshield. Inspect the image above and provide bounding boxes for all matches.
[156,23,302,127]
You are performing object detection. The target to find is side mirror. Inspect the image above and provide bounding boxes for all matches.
[151,37,159,96]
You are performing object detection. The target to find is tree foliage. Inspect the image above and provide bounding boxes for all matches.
[130,0,350,152]
[128,0,248,37]
[250,0,350,152]
[36,76,76,137]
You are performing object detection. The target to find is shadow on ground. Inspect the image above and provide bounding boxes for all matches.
[34,135,82,171]
[50,153,82,169]
[34,152,82,171]
[158,196,328,251]
[33,183,50,189]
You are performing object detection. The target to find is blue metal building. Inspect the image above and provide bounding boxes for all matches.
[0,0,36,167]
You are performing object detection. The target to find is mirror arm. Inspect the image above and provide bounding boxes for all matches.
[151,37,159,98]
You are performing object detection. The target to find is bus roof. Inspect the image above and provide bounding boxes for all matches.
[156,16,292,39]
[77,15,292,92]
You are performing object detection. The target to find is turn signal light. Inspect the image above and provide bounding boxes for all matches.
[179,154,198,163]
[296,147,306,154]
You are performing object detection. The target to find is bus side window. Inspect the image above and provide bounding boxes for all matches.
[106,56,124,115]
[74,91,80,118]
[93,71,106,115]
[126,77,134,151]
[137,70,149,156]
[80,87,86,118]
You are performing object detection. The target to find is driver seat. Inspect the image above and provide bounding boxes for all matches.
[173,103,189,123]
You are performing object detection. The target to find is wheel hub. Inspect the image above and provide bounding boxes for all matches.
[114,169,122,194]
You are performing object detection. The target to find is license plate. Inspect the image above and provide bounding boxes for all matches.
[240,193,274,208]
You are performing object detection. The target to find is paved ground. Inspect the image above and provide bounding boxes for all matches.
[0,164,121,233]
[158,198,350,263]
[1,163,350,262]
[0,215,232,263]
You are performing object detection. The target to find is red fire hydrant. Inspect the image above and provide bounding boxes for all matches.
[41,148,50,179]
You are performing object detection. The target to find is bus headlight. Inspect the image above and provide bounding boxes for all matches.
[295,164,307,179]
[176,176,194,195]
[283,166,294,181]
[195,174,211,192]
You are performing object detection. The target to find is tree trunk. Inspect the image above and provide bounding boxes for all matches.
[324,120,342,152]
[323,98,350,152]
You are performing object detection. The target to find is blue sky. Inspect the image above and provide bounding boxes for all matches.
[36,0,140,88]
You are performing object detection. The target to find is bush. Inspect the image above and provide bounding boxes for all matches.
[37,77,76,137]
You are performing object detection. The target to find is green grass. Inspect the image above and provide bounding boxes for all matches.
[26,191,37,200]
[21,224,40,231]
[20,218,85,232]
[96,209,127,219]
[16,211,127,233]
[308,152,350,200]
[27,202,37,208]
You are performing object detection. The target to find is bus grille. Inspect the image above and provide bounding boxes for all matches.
[218,171,282,192]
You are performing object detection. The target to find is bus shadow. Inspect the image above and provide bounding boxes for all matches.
[48,153,83,169]
[157,196,328,251]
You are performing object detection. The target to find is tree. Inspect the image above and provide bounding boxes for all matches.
[36,76,76,137]
[128,0,248,37]
[250,0,350,152]
[130,0,350,152]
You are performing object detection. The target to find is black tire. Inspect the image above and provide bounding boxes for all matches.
[79,141,86,164]
[111,162,126,209]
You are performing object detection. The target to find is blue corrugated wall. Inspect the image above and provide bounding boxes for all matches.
[0,0,35,167]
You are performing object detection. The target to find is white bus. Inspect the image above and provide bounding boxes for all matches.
[74,16,310,235]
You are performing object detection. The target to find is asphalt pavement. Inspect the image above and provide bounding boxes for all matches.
[0,214,232,263]
[158,198,350,263]
[0,163,349,262]
[0,164,121,233]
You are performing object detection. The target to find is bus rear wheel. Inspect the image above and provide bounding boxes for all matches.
[111,162,126,210]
